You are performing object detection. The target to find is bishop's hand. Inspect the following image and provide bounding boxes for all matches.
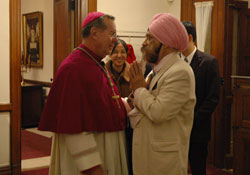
[129,61,147,91]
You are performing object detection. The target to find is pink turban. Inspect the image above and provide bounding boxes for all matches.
[81,12,105,28]
[149,13,188,51]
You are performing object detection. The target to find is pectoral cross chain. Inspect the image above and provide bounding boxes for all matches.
[74,47,122,109]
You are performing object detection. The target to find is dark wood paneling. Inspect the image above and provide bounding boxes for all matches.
[233,78,250,128]
[233,129,250,175]
[0,104,12,112]
[181,0,227,168]
[224,0,234,161]
[238,8,250,76]
[0,166,11,175]
[231,78,250,175]
[210,0,226,168]
[10,0,21,174]
[21,84,43,128]
[224,0,249,168]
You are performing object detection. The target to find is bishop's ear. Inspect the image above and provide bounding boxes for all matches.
[90,27,99,40]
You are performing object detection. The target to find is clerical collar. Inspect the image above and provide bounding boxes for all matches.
[80,44,103,63]
[180,47,197,64]
[153,52,177,74]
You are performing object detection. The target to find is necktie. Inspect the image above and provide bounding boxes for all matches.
[184,57,188,63]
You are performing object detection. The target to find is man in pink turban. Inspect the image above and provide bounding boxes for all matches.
[39,12,128,175]
[128,13,196,175]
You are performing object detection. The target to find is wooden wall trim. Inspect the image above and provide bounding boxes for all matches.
[10,0,21,174]
[223,0,242,167]
[0,104,12,112]
[23,79,52,87]
[0,166,11,175]
[75,0,82,46]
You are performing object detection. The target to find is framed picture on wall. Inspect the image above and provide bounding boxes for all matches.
[22,11,43,67]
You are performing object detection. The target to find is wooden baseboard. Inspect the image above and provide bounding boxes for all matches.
[0,166,11,175]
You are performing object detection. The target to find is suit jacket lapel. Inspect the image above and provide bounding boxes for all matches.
[190,50,202,71]
[149,53,180,91]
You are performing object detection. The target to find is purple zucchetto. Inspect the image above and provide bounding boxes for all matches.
[149,13,189,52]
[81,12,105,28]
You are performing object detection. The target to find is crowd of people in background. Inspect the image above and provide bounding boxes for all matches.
[38,11,220,175]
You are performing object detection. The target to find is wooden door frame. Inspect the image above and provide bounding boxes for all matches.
[6,0,96,175]
[9,0,22,175]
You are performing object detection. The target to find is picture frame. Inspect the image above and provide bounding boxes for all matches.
[22,11,43,67]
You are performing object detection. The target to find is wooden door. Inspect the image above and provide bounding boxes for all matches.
[54,0,96,76]
[54,0,74,75]
[232,77,250,175]
[238,8,250,76]
[75,0,88,46]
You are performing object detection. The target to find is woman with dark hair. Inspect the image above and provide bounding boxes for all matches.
[106,39,133,175]
[106,39,131,98]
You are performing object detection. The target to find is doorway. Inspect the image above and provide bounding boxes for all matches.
[9,0,96,174]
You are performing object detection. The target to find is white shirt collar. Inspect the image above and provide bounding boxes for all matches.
[181,47,197,64]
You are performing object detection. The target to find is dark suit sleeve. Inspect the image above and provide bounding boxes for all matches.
[195,58,220,119]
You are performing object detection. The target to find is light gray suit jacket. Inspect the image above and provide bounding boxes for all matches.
[132,52,196,175]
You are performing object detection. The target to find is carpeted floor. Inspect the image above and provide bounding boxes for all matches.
[21,129,232,175]
[21,129,52,160]
[21,166,232,175]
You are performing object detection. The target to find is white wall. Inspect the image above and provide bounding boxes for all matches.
[97,0,181,61]
[0,113,10,167]
[0,0,10,167]
[22,0,53,82]
[0,0,10,103]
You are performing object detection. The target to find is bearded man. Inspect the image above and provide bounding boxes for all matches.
[128,13,196,175]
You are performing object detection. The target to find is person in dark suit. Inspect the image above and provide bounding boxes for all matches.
[181,21,221,175]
